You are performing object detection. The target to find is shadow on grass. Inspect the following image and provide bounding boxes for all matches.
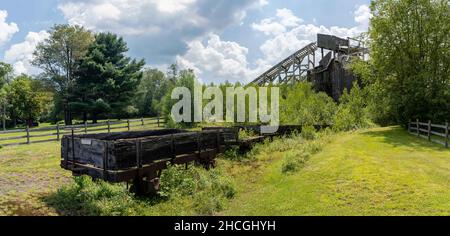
[361,126,448,152]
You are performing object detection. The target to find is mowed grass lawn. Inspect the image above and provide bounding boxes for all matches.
[220,126,450,216]
[0,123,162,216]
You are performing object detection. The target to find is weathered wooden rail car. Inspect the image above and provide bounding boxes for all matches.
[61,125,319,195]
[61,129,233,194]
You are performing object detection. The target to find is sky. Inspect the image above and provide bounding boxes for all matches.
[0,0,371,83]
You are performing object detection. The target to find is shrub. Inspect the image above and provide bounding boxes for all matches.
[45,176,141,216]
[222,146,241,161]
[159,165,235,214]
[280,82,337,126]
[238,129,258,139]
[281,150,311,174]
[333,84,373,132]
[46,164,235,216]
[300,125,317,140]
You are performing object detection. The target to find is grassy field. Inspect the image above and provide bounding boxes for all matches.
[0,118,162,146]
[220,126,450,216]
[0,123,162,216]
[0,126,449,216]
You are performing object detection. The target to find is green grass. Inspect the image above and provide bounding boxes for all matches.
[0,126,449,216]
[0,122,163,215]
[0,119,161,146]
[219,126,450,216]
[0,141,70,215]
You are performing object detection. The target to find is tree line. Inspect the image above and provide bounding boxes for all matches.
[0,25,191,128]
[0,0,448,130]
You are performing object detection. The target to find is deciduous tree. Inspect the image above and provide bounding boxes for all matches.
[32,24,94,125]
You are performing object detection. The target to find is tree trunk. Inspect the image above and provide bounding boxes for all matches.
[92,113,98,124]
[64,102,72,125]
[27,118,33,128]
[83,112,87,123]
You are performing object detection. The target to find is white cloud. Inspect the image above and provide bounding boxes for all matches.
[251,19,286,36]
[276,8,303,28]
[354,5,372,30]
[177,34,250,83]
[57,0,266,65]
[251,8,303,36]
[253,5,370,68]
[4,31,50,75]
[0,10,19,46]
[178,4,372,84]
[58,0,265,36]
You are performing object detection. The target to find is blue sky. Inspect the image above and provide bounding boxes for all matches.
[0,0,371,83]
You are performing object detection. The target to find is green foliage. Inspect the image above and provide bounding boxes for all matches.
[238,129,258,139]
[280,82,337,126]
[0,62,13,88]
[7,75,50,125]
[281,150,311,174]
[47,165,235,216]
[159,165,236,206]
[333,84,373,132]
[162,68,197,128]
[369,0,450,124]
[348,59,394,126]
[280,133,329,174]
[73,32,145,122]
[46,176,141,216]
[300,125,317,140]
[222,146,241,161]
[133,69,172,117]
[32,24,94,125]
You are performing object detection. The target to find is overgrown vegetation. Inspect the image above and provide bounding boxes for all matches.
[45,165,235,216]
[280,81,372,132]
[281,128,332,174]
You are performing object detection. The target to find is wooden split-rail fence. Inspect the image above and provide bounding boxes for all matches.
[0,117,166,147]
[408,119,449,148]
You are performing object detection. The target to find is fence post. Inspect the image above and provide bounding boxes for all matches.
[107,119,111,133]
[445,122,449,148]
[84,121,88,134]
[141,117,144,126]
[127,119,130,131]
[408,119,411,133]
[427,120,431,141]
[26,125,30,144]
[56,123,60,141]
[416,119,420,136]
[157,117,160,127]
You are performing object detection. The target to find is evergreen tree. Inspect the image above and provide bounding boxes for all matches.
[74,32,145,123]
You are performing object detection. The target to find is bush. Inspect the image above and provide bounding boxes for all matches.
[45,176,142,216]
[46,164,235,216]
[222,146,241,161]
[155,165,236,214]
[281,150,311,174]
[280,82,337,126]
[333,84,373,132]
[238,129,258,139]
[300,125,317,140]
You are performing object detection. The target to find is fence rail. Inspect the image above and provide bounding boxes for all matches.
[408,119,449,148]
[0,117,166,147]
